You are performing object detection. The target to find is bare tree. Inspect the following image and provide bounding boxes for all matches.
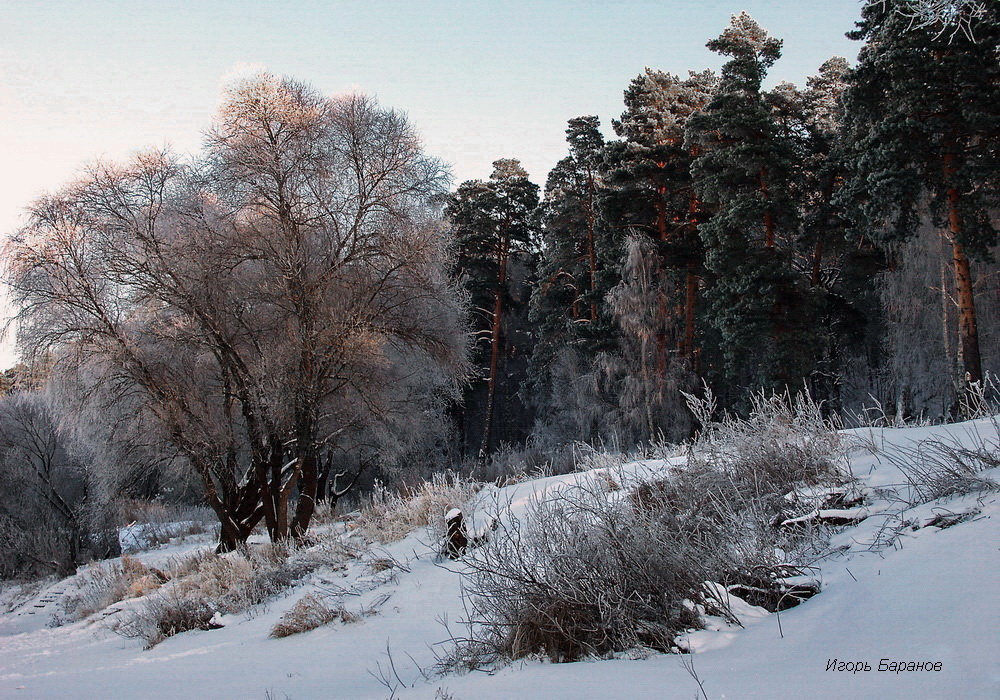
[0,392,117,578]
[4,74,467,550]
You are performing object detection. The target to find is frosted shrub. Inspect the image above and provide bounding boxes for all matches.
[59,556,165,622]
[356,472,480,543]
[682,384,847,492]
[269,593,358,638]
[114,589,218,648]
[629,462,822,612]
[443,389,844,670]
[113,538,355,647]
[443,476,714,668]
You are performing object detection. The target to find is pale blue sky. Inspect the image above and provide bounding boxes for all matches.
[0,0,863,366]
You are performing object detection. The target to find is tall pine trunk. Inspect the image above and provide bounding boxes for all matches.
[759,167,776,250]
[949,235,982,385]
[577,174,597,321]
[944,154,983,386]
[682,192,701,364]
[683,263,699,365]
[654,181,669,376]
[481,231,511,456]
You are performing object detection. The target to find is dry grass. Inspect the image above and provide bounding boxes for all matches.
[58,555,167,622]
[269,593,359,638]
[111,532,356,647]
[355,471,480,543]
[875,416,1000,504]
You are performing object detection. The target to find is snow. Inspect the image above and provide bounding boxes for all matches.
[119,521,209,553]
[1,418,997,698]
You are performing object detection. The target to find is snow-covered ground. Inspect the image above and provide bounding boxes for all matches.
[1,419,997,699]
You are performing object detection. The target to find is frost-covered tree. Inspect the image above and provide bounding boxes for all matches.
[4,75,467,550]
[603,235,696,443]
[448,159,539,456]
[0,392,116,578]
[841,0,998,391]
[876,0,991,41]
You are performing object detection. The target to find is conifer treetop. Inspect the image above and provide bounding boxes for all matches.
[565,116,603,163]
[490,158,530,181]
[708,12,782,69]
[614,69,717,147]
[804,57,850,137]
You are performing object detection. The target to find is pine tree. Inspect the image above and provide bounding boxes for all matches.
[798,58,852,289]
[788,57,887,412]
[603,68,717,371]
[527,117,619,441]
[840,0,998,388]
[447,159,540,455]
[756,58,888,412]
[687,12,817,396]
[532,117,612,334]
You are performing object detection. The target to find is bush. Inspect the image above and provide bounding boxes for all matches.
[446,478,708,666]
[682,384,845,490]
[111,535,356,647]
[443,388,844,670]
[114,589,219,648]
[269,593,358,638]
[58,555,166,622]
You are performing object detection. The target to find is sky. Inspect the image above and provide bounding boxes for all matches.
[0,0,864,367]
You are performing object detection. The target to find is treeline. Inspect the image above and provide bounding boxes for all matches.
[448,7,998,456]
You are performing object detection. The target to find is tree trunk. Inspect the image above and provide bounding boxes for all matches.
[940,250,952,370]
[944,162,983,386]
[480,230,511,456]
[950,235,982,385]
[267,437,287,540]
[316,452,333,505]
[586,169,599,322]
[655,185,668,240]
[291,452,317,540]
[759,167,775,250]
[811,239,824,287]
[683,264,699,365]
[682,192,702,364]
[290,404,319,539]
[653,183,670,376]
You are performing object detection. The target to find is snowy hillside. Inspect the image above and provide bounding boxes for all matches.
[1,418,998,699]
